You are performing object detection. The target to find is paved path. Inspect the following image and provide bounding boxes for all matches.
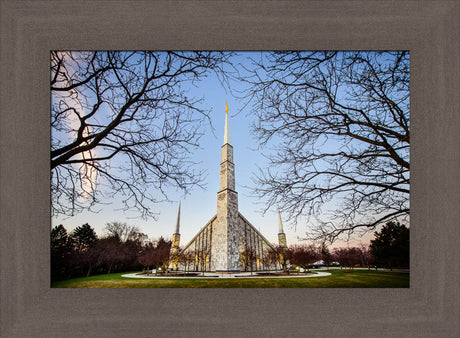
[121,271,331,279]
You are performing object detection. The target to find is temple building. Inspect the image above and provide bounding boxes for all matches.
[170,103,286,273]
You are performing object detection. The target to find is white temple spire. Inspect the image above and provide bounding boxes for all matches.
[277,204,287,248]
[174,202,181,234]
[277,204,284,234]
[223,100,231,145]
[169,202,182,267]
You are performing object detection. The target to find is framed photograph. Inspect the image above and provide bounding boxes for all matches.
[50,50,410,288]
[1,1,458,336]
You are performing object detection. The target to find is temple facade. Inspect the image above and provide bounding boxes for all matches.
[170,103,286,272]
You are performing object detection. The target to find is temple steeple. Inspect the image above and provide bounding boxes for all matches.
[277,204,284,234]
[174,202,181,234]
[224,100,230,145]
[171,202,181,256]
[213,102,240,272]
[171,101,280,273]
[277,204,287,248]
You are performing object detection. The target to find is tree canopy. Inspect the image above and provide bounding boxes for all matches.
[370,221,409,269]
[240,51,410,242]
[72,223,98,253]
[51,50,410,245]
[51,51,231,218]
[50,223,173,280]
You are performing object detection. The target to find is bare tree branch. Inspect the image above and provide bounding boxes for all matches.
[239,51,410,243]
[51,51,232,218]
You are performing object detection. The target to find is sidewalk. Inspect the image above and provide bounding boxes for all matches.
[121,271,331,279]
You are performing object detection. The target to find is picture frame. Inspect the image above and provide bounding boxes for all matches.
[1,0,458,336]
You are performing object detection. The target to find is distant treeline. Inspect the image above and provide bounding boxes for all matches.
[51,222,171,281]
[295,221,409,271]
[51,221,409,281]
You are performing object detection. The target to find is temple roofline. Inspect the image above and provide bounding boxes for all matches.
[181,215,217,252]
[179,212,276,255]
[238,212,276,251]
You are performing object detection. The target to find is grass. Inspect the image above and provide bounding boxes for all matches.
[52,269,409,288]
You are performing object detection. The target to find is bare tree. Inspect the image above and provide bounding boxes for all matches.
[290,244,319,273]
[51,51,232,218]
[320,243,332,270]
[273,245,291,273]
[240,51,410,243]
[138,241,155,272]
[358,243,373,269]
[94,236,124,274]
[261,251,272,271]
[104,221,146,243]
[333,248,348,269]
[266,249,280,272]
[137,238,171,273]
[179,250,194,274]
[195,247,211,275]
[240,246,257,275]
[333,247,361,269]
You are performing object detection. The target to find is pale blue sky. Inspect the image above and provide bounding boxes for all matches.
[51,52,374,248]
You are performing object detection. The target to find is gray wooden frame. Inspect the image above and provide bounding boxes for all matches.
[1,0,459,336]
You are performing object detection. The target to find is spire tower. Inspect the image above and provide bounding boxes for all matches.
[277,204,287,248]
[212,102,240,272]
[174,202,181,234]
[172,101,279,273]
[171,202,181,256]
[224,100,230,144]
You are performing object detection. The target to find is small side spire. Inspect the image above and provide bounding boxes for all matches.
[174,202,181,234]
[223,100,231,145]
[170,202,182,269]
[277,204,288,248]
[277,204,284,234]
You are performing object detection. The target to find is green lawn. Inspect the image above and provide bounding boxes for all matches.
[52,269,409,288]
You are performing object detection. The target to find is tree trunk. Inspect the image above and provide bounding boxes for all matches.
[86,263,92,277]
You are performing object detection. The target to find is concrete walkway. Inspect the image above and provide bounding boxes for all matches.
[121,271,331,279]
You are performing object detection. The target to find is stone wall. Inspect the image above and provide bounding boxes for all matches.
[213,189,239,271]
[278,233,287,248]
[178,212,277,272]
